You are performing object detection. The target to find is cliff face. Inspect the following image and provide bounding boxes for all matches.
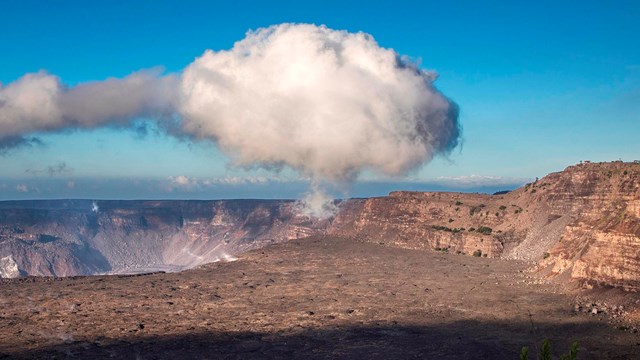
[1,162,639,291]
[0,200,329,276]
[534,163,640,290]
[328,192,522,258]
[328,161,640,290]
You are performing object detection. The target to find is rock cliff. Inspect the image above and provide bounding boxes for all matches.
[534,162,640,290]
[0,200,329,276]
[329,161,640,291]
[1,161,638,291]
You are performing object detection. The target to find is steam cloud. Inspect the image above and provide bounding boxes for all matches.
[1,23,460,217]
[179,24,460,182]
[0,69,177,139]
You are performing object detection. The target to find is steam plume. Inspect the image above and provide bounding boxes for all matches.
[0,69,177,139]
[179,24,460,183]
[1,24,461,216]
[297,184,339,218]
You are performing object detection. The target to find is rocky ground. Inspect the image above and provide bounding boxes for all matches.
[1,236,639,359]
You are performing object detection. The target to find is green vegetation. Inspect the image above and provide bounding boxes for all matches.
[519,339,579,360]
[468,227,476,232]
[562,341,579,360]
[499,205,507,210]
[431,225,465,233]
[470,204,486,216]
[476,226,493,235]
[540,339,551,360]
[473,250,482,257]
[432,225,451,231]
[455,201,463,206]
[543,252,550,259]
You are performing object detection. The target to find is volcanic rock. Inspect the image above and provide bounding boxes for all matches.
[0,161,639,293]
[1,237,639,359]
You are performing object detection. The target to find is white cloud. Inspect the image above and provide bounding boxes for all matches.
[16,184,28,192]
[179,24,459,183]
[0,70,177,138]
[203,176,276,185]
[165,175,199,192]
[171,175,193,186]
[0,72,63,136]
[1,24,459,185]
[166,175,287,191]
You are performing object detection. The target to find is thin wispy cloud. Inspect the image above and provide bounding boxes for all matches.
[25,161,73,177]
[0,136,43,155]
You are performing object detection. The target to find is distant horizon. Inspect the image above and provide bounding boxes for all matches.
[0,178,525,202]
[3,158,639,201]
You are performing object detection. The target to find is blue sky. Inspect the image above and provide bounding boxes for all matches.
[1,0,639,199]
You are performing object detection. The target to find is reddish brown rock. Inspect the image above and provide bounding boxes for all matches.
[330,161,640,291]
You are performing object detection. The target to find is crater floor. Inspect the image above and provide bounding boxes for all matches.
[1,237,638,359]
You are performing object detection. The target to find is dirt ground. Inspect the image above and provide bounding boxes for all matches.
[1,236,639,359]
